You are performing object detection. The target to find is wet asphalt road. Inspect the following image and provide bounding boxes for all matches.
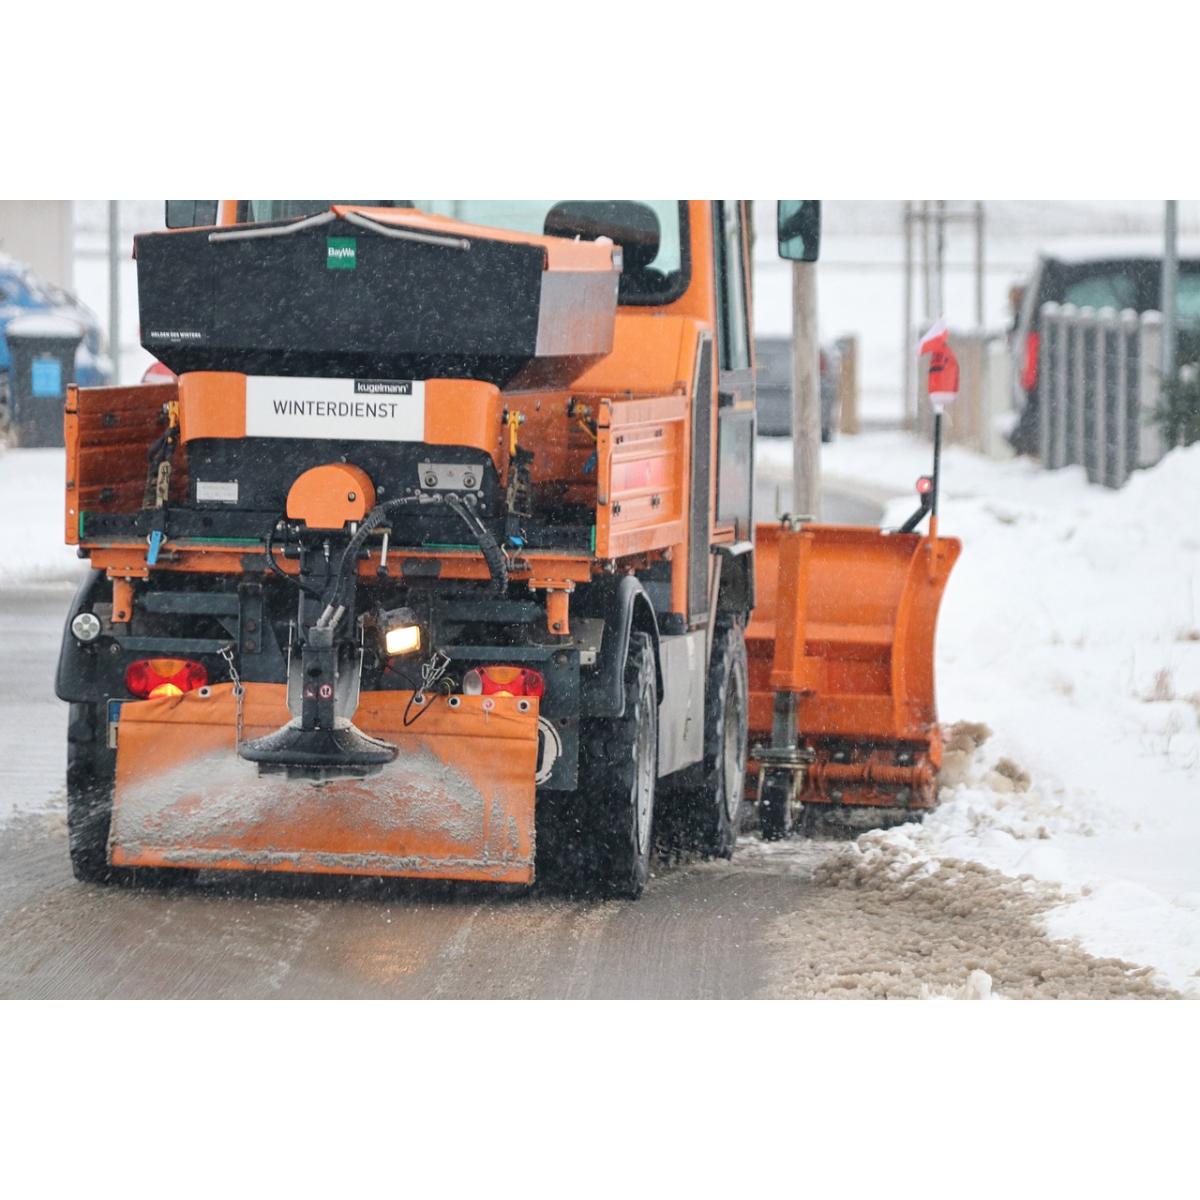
[0,489,874,1000]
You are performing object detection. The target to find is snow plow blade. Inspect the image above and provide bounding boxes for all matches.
[747,522,961,811]
[108,685,539,883]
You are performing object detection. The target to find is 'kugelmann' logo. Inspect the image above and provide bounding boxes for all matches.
[326,237,357,269]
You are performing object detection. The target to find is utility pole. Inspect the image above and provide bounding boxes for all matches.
[107,201,120,384]
[902,202,915,429]
[934,200,946,315]
[791,260,820,518]
[1162,200,1178,383]
[974,201,986,329]
[920,200,934,324]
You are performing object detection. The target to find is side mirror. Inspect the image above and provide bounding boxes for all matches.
[777,200,821,262]
[165,201,219,230]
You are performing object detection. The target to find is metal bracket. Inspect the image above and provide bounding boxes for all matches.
[418,461,483,492]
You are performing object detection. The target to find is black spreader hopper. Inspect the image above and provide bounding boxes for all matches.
[135,209,620,388]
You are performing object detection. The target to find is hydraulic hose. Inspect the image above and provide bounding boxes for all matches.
[265,515,325,598]
[444,494,509,596]
[317,494,508,626]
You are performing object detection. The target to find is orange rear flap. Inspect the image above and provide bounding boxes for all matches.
[110,685,539,883]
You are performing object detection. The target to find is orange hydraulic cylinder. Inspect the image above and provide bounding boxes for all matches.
[769,527,824,695]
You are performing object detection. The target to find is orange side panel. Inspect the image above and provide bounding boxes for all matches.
[594,394,687,559]
[64,386,80,544]
[67,382,184,540]
[109,685,539,884]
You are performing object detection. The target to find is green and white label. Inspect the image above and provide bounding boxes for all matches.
[326,237,357,269]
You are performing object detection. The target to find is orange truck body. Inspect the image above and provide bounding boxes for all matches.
[57,200,958,887]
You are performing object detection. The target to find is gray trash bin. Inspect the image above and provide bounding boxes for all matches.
[4,313,84,447]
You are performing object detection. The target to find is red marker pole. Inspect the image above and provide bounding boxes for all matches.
[917,319,959,539]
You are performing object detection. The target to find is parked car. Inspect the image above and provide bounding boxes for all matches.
[0,254,111,436]
[755,335,841,441]
[141,359,176,384]
[1009,238,1200,455]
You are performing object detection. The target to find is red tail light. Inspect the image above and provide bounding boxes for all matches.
[462,665,545,698]
[916,475,933,496]
[1020,331,1040,393]
[125,658,208,699]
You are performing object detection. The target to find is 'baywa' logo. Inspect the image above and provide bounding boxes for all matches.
[326,237,357,269]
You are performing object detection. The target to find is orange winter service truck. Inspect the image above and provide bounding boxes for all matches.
[55,200,958,897]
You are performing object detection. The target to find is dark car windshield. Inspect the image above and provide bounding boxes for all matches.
[1025,256,1200,333]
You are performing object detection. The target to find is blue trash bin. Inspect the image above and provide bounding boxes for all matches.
[4,313,84,447]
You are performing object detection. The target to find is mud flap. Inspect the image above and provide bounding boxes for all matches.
[109,685,539,883]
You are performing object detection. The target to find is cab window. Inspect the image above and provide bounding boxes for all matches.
[714,201,751,372]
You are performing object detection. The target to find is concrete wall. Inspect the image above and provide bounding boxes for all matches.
[0,202,74,289]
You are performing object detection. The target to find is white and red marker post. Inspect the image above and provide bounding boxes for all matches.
[917,319,959,537]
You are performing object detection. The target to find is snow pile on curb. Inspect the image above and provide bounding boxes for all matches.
[800,432,1200,994]
[766,834,1166,999]
[0,449,84,585]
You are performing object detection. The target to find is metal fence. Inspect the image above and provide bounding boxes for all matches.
[1037,302,1165,488]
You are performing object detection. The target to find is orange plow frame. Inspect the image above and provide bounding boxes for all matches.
[109,685,540,882]
[747,522,961,809]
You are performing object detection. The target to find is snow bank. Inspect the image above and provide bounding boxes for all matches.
[779,431,1200,993]
[0,449,84,585]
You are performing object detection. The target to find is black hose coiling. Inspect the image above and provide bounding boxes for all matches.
[321,496,418,611]
[265,514,325,597]
[320,494,508,616]
[444,494,509,596]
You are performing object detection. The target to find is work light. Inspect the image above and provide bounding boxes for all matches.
[71,612,102,642]
[382,607,422,657]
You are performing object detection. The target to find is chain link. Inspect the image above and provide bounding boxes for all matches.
[417,650,452,703]
[219,644,245,748]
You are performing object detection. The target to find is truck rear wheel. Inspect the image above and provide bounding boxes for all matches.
[668,618,748,858]
[571,632,658,898]
[67,703,196,888]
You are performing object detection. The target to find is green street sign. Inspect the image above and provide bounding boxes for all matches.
[326,237,357,270]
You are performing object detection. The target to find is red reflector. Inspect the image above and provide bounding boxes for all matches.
[463,665,545,698]
[125,658,208,699]
[916,475,933,496]
[1020,331,1040,393]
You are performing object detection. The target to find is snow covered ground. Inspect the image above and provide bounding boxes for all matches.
[760,431,1200,994]
[0,448,83,585]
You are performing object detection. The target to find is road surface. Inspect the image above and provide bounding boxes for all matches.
[0,490,1169,999]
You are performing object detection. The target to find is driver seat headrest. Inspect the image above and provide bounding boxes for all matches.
[544,201,661,274]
